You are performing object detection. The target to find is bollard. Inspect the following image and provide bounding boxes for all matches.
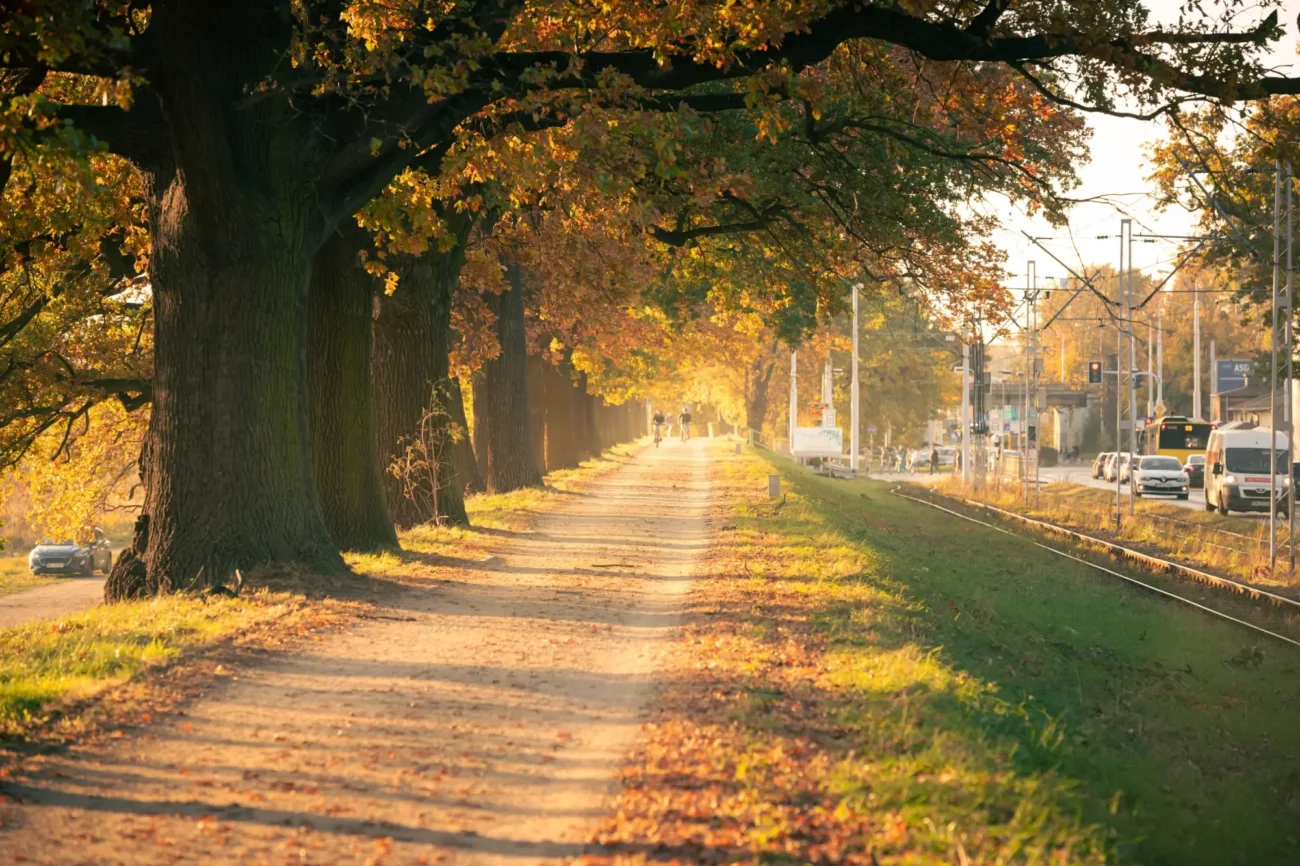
[768,474,781,499]
[708,422,716,438]
[734,443,742,456]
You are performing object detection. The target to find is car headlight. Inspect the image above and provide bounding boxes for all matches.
[1224,475,1237,484]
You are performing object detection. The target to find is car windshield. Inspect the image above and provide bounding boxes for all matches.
[1187,455,1205,465]
[1225,447,1290,474]
[39,539,74,546]
[1141,457,1183,471]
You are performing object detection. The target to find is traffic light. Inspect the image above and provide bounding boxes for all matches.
[1087,360,1103,384]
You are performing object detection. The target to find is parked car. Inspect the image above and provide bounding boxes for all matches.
[1119,452,1134,484]
[1092,452,1113,479]
[1103,452,1126,482]
[935,446,957,468]
[1183,454,1205,488]
[1132,455,1190,500]
[28,531,112,576]
[1205,428,1291,515]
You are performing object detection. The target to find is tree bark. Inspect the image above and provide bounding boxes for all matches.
[133,176,343,593]
[448,377,485,494]
[575,372,597,461]
[372,235,472,528]
[478,263,543,492]
[308,224,398,550]
[526,355,548,473]
[542,360,580,471]
[745,357,777,433]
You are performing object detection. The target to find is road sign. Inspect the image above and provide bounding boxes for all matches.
[867,425,877,435]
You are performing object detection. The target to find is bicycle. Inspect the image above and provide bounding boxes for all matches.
[653,424,663,447]
[680,421,691,441]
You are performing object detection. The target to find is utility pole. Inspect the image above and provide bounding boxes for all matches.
[1147,317,1154,418]
[1024,261,1035,503]
[1115,225,1126,529]
[1157,300,1164,411]
[1272,162,1281,572]
[851,286,860,474]
[1287,163,1295,574]
[961,336,971,484]
[1210,338,1217,416]
[1193,286,1202,420]
[1126,220,1139,516]
[789,350,797,455]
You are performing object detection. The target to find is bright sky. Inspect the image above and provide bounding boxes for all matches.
[992,0,1300,291]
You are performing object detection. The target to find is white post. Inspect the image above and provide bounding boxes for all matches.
[1146,318,1154,418]
[1157,301,1164,410]
[851,286,860,473]
[1126,220,1138,516]
[1287,161,1295,573]
[1272,161,1281,572]
[789,350,797,455]
[1193,288,1202,420]
[962,337,971,484]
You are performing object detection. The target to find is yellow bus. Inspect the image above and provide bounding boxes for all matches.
[1139,416,1215,463]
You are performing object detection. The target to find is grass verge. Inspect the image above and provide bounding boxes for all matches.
[591,443,1300,865]
[941,477,1296,591]
[0,554,53,597]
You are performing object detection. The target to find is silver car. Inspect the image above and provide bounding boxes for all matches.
[28,532,112,576]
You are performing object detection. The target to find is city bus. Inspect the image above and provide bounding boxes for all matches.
[1139,415,1215,463]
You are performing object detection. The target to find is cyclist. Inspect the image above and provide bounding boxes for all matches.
[652,409,666,446]
[679,405,693,441]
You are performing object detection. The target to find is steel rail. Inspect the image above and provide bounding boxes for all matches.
[891,488,1300,650]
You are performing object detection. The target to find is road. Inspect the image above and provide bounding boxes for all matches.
[0,576,105,628]
[1036,464,1211,512]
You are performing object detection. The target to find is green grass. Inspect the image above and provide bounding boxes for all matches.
[0,553,53,596]
[0,593,294,731]
[739,451,1300,864]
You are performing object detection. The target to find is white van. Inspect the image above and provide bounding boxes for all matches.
[1204,428,1291,515]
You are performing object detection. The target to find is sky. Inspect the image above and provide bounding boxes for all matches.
[991,0,1300,292]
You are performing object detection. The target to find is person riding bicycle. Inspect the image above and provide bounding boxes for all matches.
[652,409,666,444]
[679,405,692,441]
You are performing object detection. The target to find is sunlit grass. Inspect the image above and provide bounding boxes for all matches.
[0,552,52,596]
[0,592,298,731]
[738,450,1300,863]
[936,476,1297,589]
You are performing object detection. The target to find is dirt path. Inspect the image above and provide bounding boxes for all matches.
[0,439,712,864]
[0,576,105,628]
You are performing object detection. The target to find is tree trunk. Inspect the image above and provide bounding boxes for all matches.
[129,177,342,595]
[745,358,776,433]
[575,373,597,461]
[478,263,543,492]
[542,361,580,470]
[308,225,398,551]
[527,355,548,473]
[448,377,485,494]
[372,239,471,528]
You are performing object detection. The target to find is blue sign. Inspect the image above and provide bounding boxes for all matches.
[1216,359,1253,393]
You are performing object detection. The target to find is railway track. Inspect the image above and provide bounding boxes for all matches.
[892,486,1300,650]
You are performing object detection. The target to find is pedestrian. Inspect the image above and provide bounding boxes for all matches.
[929,446,939,474]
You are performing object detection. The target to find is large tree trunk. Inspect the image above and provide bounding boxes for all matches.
[106,3,350,599]
[478,263,543,492]
[308,225,398,551]
[542,360,580,471]
[372,237,471,528]
[123,179,342,596]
